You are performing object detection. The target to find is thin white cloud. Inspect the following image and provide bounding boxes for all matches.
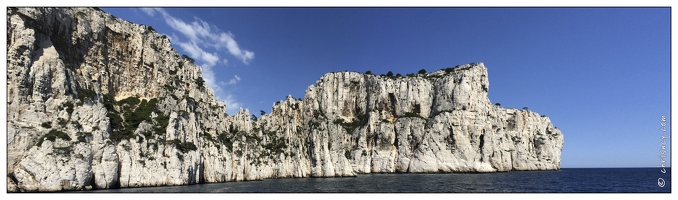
[139,8,157,16]
[141,8,254,65]
[139,8,251,114]
[167,33,179,44]
[222,94,242,115]
[176,41,219,67]
[220,75,241,85]
[165,16,200,43]
[231,75,241,84]
[218,33,255,64]
[201,66,219,93]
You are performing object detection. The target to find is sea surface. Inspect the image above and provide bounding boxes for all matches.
[75,168,671,193]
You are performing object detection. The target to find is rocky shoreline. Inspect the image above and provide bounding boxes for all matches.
[6,7,563,192]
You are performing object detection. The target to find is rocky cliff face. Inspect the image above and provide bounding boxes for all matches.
[6,7,564,192]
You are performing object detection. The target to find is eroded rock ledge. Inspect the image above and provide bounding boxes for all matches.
[6,7,563,192]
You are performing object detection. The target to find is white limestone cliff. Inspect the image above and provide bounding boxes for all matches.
[6,7,563,192]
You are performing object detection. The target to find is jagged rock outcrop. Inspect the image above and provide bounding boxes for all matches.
[6,7,563,192]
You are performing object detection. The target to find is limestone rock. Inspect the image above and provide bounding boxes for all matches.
[7,7,563,192]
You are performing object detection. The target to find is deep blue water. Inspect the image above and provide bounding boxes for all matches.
[77,168,670,193]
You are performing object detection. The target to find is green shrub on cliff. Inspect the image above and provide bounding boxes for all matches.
[403,112,424,119]
[345,150,352,159]
[76,88,96,102]
[335,114,369,134]
[196,77,205,89]
[169,139,198,153]
[105,96,164,142]
[37,129,71,147]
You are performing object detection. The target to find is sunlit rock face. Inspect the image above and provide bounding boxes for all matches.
[301,65,562,175]
[7,7,563,192]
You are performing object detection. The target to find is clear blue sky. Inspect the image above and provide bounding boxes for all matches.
[101,7,671,168]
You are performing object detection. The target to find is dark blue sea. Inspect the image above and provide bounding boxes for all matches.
[77,168,670,193]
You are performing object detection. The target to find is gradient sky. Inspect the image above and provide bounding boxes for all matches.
[101,7,671,168]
